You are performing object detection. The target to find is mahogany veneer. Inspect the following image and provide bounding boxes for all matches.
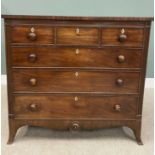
[2,15,153,144]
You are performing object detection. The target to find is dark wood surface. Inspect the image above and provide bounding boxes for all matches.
[102,28,144,47]
[2,15,153,144]
[2,15,154,21]
[12,69,140,93]
[11,26,54,44]
[12,47,142,68]
[56,27,99,45]
[14,95,138,119]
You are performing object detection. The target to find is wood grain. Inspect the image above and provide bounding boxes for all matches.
[102,28,144,47]
[12,47,142,68]
[2,15,154,21]
[2,15,153,144]
[56,27,99,45]
[11,26,54,44]
[14,95,138,119]
[12,69,140,93]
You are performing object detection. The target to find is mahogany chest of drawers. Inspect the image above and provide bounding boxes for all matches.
[2,15,153,144]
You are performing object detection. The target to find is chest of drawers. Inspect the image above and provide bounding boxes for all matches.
[2,15,153,144]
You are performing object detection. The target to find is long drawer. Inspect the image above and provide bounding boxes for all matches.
[12,69,140,93]
[13,95,138,119]
[12,47,142,68]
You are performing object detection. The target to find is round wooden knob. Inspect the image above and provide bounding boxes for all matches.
[29,78,37,86]
[27,32,37,41]
[28,53,37,62]
[70,122,80,131]
[114,104,121,112]
[117,55,125,63]
[118,34,127,42]
[116,78,124,86]
[28,103,39,112]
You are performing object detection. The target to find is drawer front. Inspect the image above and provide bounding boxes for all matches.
[14,95,138,119]
[12,69,140,93]
[102,28,144,47]
[12,47,142,68]
[56,27,99,45]
[11,26,54,44]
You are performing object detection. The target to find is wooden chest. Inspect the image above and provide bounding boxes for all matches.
[2,15,153,144]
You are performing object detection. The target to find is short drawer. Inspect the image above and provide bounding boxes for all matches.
[102,28,144,47]
[12,47,142,68]
[12,69,140,93]
[11,26,54,44]
[56,27,99,45]
[13,95,138,119]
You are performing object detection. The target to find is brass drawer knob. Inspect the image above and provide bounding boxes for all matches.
[28,103,39,112]
[114,104,121,112]
[75,96,78,101]
[117,55,125,63]
[118,28,127,42]
[75,49,80,55]
[27,27,37,41]
[29,78,37,86]
[28,53,37,62]
[76,28,80,35]
[75,72,79,77]
[116,78,124,86]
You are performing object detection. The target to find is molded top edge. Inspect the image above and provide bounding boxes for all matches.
[1,15,154,22]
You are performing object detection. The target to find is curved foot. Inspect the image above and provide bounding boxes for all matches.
[133,129,143,145]
[7,119,20,144]
[137,140,143,145]
[7,139,14,145]
[132,120,143,145]
[123,120,143,145]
